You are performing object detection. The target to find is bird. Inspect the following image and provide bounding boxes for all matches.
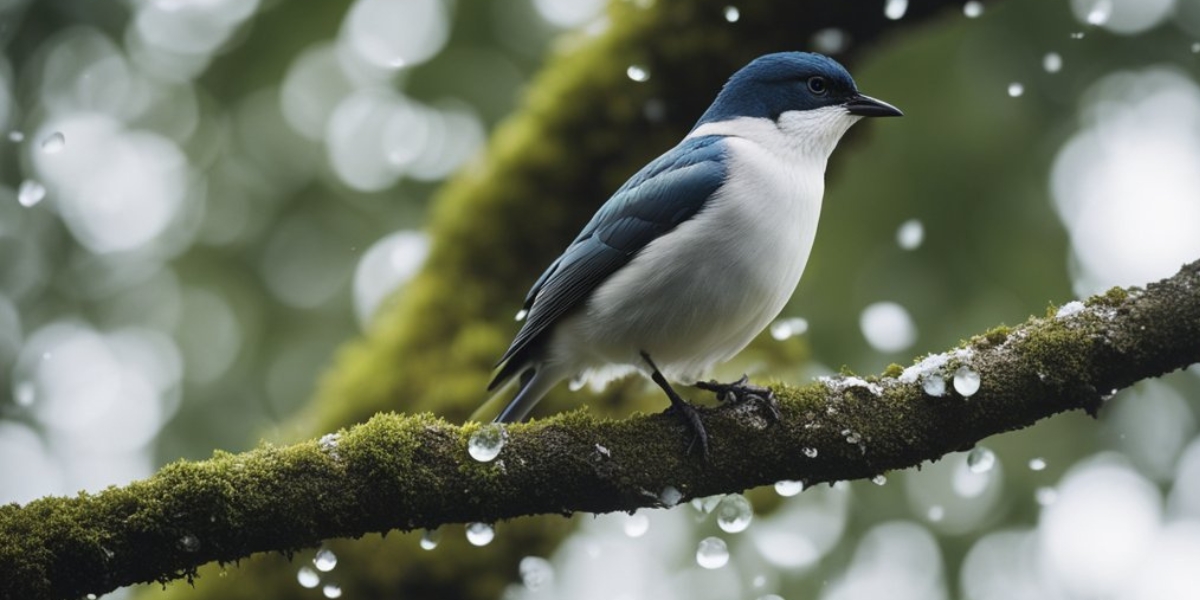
[483,52,901,455]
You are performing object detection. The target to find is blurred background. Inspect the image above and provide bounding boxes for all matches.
[2,0,1200,598]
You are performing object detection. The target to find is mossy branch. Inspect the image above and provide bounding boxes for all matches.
[4,259,1200,600]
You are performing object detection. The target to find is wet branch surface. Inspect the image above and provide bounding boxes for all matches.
[3,259,1199,600]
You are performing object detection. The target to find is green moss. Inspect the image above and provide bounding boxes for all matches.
[883,363,904,378]
[970,325,1012,348]
[1092,286,1131,307]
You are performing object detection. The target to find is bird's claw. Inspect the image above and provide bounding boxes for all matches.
[696,375,781,421]
[665,401,710,460]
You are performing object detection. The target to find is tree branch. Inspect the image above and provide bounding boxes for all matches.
[4,259,1199,600]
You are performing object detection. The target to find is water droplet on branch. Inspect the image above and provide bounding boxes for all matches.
[696,537,730,569]
[465,522,495,546]
[715,494,753,533]
[953,366,981,397]
[297,567,320,589]
[967,447,996,473]
[420,529,440,550]
[774,480,803,497]
[467,424,507,462]
[314,548,337,572]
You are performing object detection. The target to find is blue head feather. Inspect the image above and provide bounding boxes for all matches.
[695,52,861,126]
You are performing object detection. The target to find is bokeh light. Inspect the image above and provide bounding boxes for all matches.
[1051,69,1200,296]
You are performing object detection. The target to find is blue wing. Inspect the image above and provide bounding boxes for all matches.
[489,134,729,390]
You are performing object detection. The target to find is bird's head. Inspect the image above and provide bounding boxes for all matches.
[694,52,901,145]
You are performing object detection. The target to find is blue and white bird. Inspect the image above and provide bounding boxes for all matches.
[486,52,901,453]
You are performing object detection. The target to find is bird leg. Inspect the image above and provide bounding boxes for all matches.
[641,352,709,459]
[695,375,781,421]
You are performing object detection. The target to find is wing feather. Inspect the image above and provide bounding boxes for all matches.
[489,135,728,389]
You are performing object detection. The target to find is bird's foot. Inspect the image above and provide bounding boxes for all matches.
[665,400,710,459]
[641,351,710,460]
[696,375,781,421]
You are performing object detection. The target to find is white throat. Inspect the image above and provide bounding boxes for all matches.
[687,106,862,166]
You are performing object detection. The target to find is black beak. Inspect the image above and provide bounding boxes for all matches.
[844,93,903,117]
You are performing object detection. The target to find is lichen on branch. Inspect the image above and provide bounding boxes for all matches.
[3,259,1199,600]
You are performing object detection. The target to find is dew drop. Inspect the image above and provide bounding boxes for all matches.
[715,494,753,533]
[519,556,555,591]
[774,480,803,497]
[178,534,200,552]
[467,424,507,462]
[896,218,924,250]
[319,433,340,458]
[927,505,945,522]
[884,0,908,20]
[314,548,337,572]
[922,374,947,397]
[723,5,740,22]
[40,131,65,153]
[515,308,528,321]
[953,366,981,397]
[696,536,730,569]
[7,130,23,142]
[769,317,808,341]
[963,1,983,18]
[17,180,46,207]
[1007,82,1025,97]
[1029,457,1047,471]
[967,446,996,473]
[691,494,721,515]
[626,65,650,82]
[872,474,888,486]
[1043,52,1063,73]
[623,512,650,537]
[659,485,683,507]
[322,583,342,599]
[802,447,818,458]
[297,566,320,588]
[420,528,440,550]
[1035,486,1058,505]
[465,522,495,546]
[1056,300,1085,318]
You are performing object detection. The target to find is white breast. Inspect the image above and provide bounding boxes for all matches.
[551,108,862,384]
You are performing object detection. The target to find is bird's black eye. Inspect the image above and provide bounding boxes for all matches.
[807,76,828,95]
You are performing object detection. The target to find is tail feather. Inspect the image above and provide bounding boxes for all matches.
[495,366,563,423]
